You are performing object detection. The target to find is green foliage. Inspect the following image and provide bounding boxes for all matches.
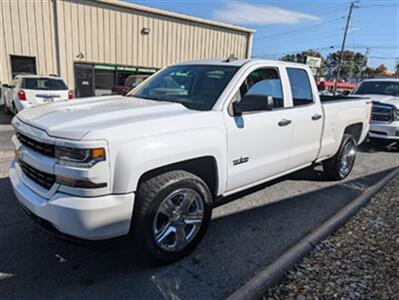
[324,50,366,79]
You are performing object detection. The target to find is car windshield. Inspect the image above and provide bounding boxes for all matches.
[129,65,239,110]
[21,78,68,90]
[353,81,399,96]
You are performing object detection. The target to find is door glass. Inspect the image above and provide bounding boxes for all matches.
[94,69,114,96]
[287,68,313,106]
[74,64,94,97]
[239,68,284,108]
[11,56,37,77]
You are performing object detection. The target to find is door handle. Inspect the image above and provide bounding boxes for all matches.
[312,113,322,121]
[278,119,292,126]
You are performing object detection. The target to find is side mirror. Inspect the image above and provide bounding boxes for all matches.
[233,95,274,116]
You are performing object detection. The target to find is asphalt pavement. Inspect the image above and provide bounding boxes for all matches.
[0,107,398,300]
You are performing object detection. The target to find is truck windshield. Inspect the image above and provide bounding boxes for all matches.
[353,81,399,96]
[21,78,68,90]
[129,65,239,110]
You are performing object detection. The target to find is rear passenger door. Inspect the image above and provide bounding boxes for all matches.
[286,67,323,169]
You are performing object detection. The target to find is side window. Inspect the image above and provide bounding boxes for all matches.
[287,68,313,106]
[239,68,284,109]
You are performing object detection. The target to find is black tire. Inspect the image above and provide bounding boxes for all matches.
[323,134,357,180]
[131,170,213,264]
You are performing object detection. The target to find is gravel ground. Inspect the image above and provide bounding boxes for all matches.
[263,175,399,300]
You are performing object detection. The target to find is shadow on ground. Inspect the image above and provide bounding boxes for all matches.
[358,139,398,153]
[0,167,395,300]
[0,105,13,125]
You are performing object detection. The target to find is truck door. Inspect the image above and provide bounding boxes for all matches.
[285,67,323,169]
[225,67,292,193]
[74,64,94,97]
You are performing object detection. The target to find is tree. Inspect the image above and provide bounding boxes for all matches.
[280,49,323,64]
[324,50,365,81]
[280,49,324,76]
[364,64,388,78]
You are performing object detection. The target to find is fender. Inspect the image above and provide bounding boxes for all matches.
[110,126,227,196]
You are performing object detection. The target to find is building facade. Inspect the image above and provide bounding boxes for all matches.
[0,0,254,97]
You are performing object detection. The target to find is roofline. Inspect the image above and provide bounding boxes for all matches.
[95,0,256,34]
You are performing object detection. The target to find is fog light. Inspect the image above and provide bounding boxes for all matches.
[56,175,107,189]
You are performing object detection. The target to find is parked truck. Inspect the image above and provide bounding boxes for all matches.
[352,79,399,142]
[10,59,371,263]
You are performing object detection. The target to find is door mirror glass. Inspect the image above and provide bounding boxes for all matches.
[233,95,273,115]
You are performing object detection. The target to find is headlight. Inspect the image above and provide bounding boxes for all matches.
[55,146,105,168]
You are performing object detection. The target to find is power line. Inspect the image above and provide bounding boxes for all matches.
[254,17,344,41]
[261,32,342,47]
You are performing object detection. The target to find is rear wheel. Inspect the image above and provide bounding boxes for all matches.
[131,170,213,264]
[323,134,357,180]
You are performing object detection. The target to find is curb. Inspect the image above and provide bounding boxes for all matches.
[227,167,399,300]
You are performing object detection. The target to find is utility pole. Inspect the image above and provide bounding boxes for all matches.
[361,48,370,80]
[333,2,357,94]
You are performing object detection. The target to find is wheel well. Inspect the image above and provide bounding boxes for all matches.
[344,123,363,142]
[138,156,218,198]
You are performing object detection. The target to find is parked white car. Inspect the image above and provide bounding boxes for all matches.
[10,59,371,263]
[3,75,73,114]
[352,79,399,141]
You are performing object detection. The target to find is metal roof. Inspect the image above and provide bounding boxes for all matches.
[96,0,255,34]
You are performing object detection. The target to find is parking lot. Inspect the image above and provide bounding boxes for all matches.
[0,107,398,300]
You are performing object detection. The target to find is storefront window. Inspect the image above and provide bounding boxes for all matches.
[94,69,114,96]
[11,55,37,78]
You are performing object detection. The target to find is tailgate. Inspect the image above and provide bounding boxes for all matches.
[25,89,68,106]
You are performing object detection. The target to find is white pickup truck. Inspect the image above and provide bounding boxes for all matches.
[10,59,371,263]
[352,79,399,142]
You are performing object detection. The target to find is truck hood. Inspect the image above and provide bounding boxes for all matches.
[16,96,193,140]
[360,94,399,109]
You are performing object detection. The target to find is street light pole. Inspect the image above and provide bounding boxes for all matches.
[333,2,356,95]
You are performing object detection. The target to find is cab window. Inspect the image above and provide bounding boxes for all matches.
[287,68,313,106]
[239,68,284,109]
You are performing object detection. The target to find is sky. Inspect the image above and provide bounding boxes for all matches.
[128,0,398,70]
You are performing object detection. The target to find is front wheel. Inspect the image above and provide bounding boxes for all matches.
[131,170,213,264]
[323,134,357,180]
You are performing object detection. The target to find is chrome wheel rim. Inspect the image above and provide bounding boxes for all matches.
[153,188,204,252]
[340,140,356,177]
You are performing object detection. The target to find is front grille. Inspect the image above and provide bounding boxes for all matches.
[371,103,394,123]
[16,132,55,157]
[19,160,56,189]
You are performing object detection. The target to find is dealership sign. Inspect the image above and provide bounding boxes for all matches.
[306,56,322,68]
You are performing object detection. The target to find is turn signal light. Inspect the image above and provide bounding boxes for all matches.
[18,90,26,101]
[91,148,105,159]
